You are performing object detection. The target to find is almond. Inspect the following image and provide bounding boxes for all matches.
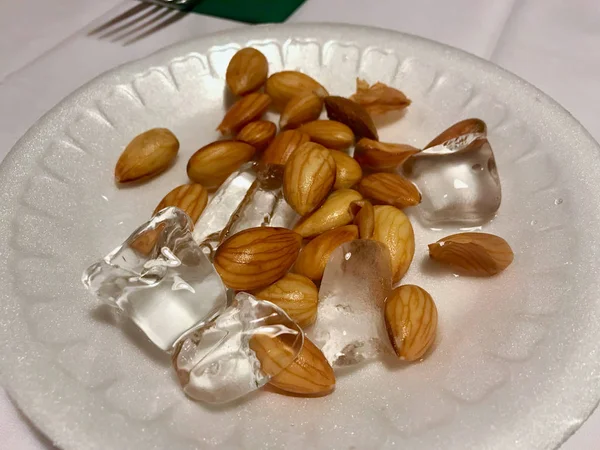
[217,92,271,135]
[324,95,378,141]
[261,130,311,166]
[293,189,363,238]
[236,120,277,151]
[428,232,514,276]
[385,285,437,361]
[358,172,421,208]
[372,205,415,283]
[187,140,255,190]
[425,118,487,149]
[294,225,359,282]
[226,47,268,96]
[350,78,411,116]
[115,128,179,183]
[298,120,354,150]
[214,227,302,290]
[280,92,324,130]
[283,142,336,216]
[354,138,420,171]
[252,273,319,328]
[153,183,208,223]
[330,150,362,189]
[350,199,374,239]
[265,71,328,111]
[130,226,163,256]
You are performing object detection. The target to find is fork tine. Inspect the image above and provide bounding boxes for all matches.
[87,3,153,36]
[123,11,187,46]
[98,5,163,40]
[110,8,173,43]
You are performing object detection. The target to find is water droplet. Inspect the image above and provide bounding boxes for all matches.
[344,251,352,261]
[554,198,563,205]
[471,163,483,171]
[530,220,538,226]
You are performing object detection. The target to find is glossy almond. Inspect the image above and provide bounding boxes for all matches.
[372,205,415,283]
[350,78,411,116]
[330,150,362,189]
[214,227,302,290]
[426,118,487,149]
[358,172,421,208]
[252,273,319,328]
[265,71,328,110]
[283,142,336,216]
[294,225,359,282]
[298,120,354,150]
[115,128,179,183]
[153,183,208,223]
[187,140,255,190]
[217,92,271,135]
[236,120,277,151]
[385,285,437,361]
[262,130,311,165]
[280,92,324,130]
[428,232,514,276]
[354,138,420,171]
[293,189,363,238]
[268,337,336,396]
[226,47,268,96]
[324,95,378,141]
[350,199,374,239]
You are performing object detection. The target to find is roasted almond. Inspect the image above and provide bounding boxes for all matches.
[354,138,420,171]
[226,47,269,96]
[428,232,514,276]
[261,129,311,165]
[358,172,421,208]
[298,120,354,150]
[324,95,378,141]
[153,183,208,223]
[293,189,363,238]
[350,199,374,239]
[350,78,411,116]
[265,71,328,110]
[252,273,319,328]
[385,285,437,361]
[214,227,302,290]
[294,225,359,281]
[280,92,324,130]
[330,150,362,189]
[236,120,277,151]
[372,205,415,283]
[187,140,255,190]
[217,92,271,135]
[115,128,179,183]
[425,118,487,149]
[283,142,336,216]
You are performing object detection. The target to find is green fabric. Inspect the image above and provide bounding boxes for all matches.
[192,0,306,23]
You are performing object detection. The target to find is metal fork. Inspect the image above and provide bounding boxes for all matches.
[88,0,200,46]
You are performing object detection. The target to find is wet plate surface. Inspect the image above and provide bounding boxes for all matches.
[1,24,600,450]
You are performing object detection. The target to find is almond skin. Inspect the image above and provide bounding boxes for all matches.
[385,285,438,361]
[153,183,208,223]
[428,232,514,276]
[214,227,302,290]
[298,120,354,150]
[226,47,269,96]
[265,71,328,111]
[252,273,319,328]
[283,142,336,216]
[280,92,324,130]
[350,199,374,239]
[236,120,277,151]
[294,225,359,282]
[324,95,378,141]
[187,140,255,190]
[262,130,311,166]
[358,172,421,208]
[426,118,487,149]
[354,138,420,172]
[350,78,411,116]
[115,128,179,183]
[217,92,271,135]
[330,150,362,189]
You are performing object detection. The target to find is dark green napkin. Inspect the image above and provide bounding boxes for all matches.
[191,0,306,23]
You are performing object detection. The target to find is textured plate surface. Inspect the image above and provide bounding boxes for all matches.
[1,23,600,450]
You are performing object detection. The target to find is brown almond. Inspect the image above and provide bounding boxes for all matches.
[330,150,362,189]
[187,140,255,190]
[214,227,302,290]
[217,92,271,135]
[350,78,411,116]
[358,172,421,208]
[236,120,277,151]
[280,92,324,130]
[294,225,359,282]
[115,128,179,183]
[153,183,208,223]
[354,138,420,171]
[265,71,328,110]
[350,199,374,239]
[226,47,269,96]
[428,232,514,276]
[262,129,311,166]
[298,120,354,150]
[324,95,378,141]
[426,118,487,149]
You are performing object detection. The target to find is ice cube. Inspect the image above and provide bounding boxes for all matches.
[172,292,304,404]
[308,240,393,367]
[82,207,227,351]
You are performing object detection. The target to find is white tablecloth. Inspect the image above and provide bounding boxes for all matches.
[1,1,599,448]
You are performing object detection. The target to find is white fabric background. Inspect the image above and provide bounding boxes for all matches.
[0,1,599,448]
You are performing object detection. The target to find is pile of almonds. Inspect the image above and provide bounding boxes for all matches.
[113,47,514,398]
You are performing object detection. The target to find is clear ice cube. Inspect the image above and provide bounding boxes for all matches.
[172,292,304,404]
[308,239,393,367]
[82,207,227,351]
[403,120,501,227]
